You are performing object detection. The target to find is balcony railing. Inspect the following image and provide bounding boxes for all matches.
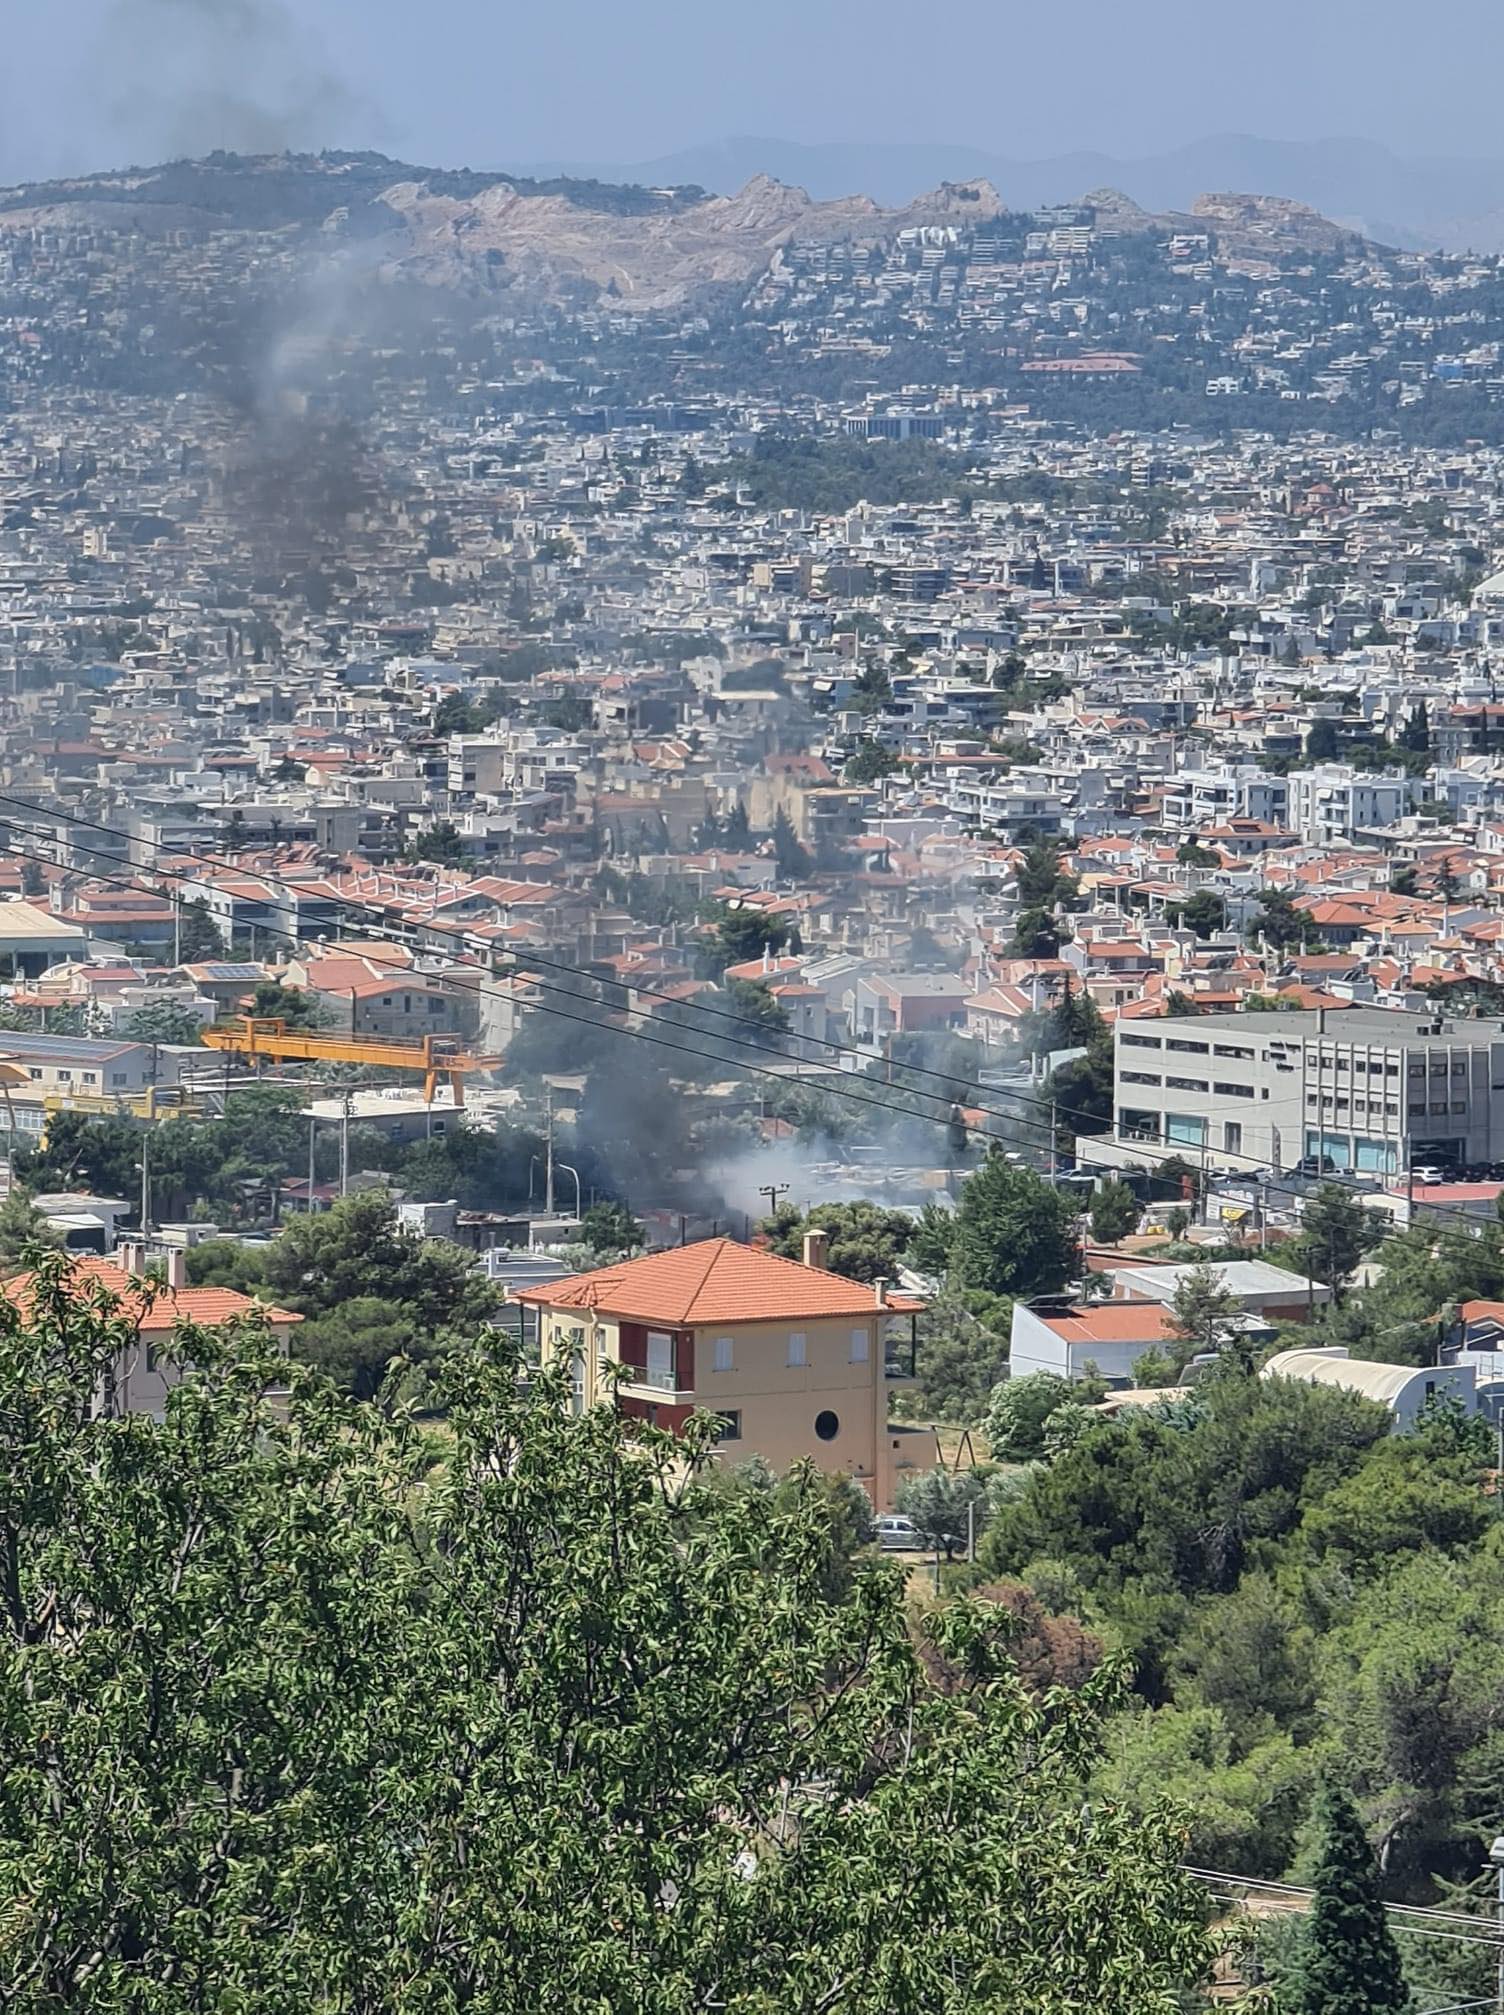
[630,1364,688,1394]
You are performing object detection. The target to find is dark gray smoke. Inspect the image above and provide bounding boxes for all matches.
[97,0,370,160]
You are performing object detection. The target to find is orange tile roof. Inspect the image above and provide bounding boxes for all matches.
[3,1257,301,1333]
[1044,1302,1178,1345]
[514,1237,923,1325]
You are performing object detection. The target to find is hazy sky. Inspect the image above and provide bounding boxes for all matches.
[4,0,1503,184]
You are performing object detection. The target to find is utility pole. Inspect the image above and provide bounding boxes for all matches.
[1048,1093,1057,1180]
[307,1113,317,1215]
[544,1083,555,1216]
[339,1089,351,1198]
[139,1131,150,1237]
[172,896,180,967]
[758,1181,789,1221]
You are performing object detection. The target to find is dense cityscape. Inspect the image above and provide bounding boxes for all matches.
[7,137,1504,2008]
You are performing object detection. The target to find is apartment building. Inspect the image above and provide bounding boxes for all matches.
[1161,763,1289,831]
[514,1234,927,1507]
[1286,764,1422,844]
[1098,1006,1504,1176]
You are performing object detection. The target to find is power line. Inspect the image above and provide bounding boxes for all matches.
[0,786,1030,1110]
[0,829,1016,1147]
[1183,1866,1504,1936]
[7,805,1504,1242]
[1190,1878,1504,1953]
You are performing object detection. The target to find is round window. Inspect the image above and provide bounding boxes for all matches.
[814,1409,840,1442]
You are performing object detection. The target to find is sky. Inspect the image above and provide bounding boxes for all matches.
[4,0,1503,186]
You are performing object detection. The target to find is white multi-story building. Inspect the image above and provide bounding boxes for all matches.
[1285,764,1422,844]
[1092,1006,1504,1178]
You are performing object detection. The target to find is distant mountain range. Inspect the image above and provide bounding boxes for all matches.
[0,152,1362,312]
[507,135,1504,253]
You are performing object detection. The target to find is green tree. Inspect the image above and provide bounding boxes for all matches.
[770,806,812,881]
[1399,700,1430,754]
[894,1285,1010,1426]
[0,1188,61,1261]
[248,978,331,1030]
[1089,1179,1142,1245]
[952,1155,1078,1299]
[1252,888,1321,953]
[1168,1261,1247,1368]
[121,1000,205,1047]
[724,977,790,1034]
[260,1190,503,1396]
[765,1201,917,1285]
[1291,1183,1383,1296]
[1007,906,1064,959]
[1292,1781,1409,2015]
[987,1371,1075,1462]
[12,1111,142,1200]
[703,903,794,976]
[175,897,225,962]
[0,1261,1211,2012]
[580,1199,643,1255]
[1305,718,1340,761]
[896,1465,991,1561]
[1168,890,1226,941]
[845,739,901,786]
[432,691,488,734]
[1016,839,1075,910]
[404,819,467,867]
[908,1199,958,1275]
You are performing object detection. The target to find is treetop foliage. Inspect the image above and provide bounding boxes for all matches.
[0,1261,1210,2011]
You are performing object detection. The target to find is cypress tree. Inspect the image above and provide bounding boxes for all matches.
[1295,1781,1409,2015]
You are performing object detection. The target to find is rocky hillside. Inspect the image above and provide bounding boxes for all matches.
[0,151,1360,308]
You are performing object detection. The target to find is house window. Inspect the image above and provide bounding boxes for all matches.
[1165,1114,1207,1146]
[849,1328,870,1364]
[712,1336,734,1373]
[1224,1122,1243,1153]
[714,1411,741,1442]
[646,1330,676,1390]
[112,1073,128,1087]
[83,1073,97,1086]
[787,1332,807,1368]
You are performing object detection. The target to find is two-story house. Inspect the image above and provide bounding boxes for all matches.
[515,1234,927,1507]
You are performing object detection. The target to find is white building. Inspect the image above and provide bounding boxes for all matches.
[1261,1345,1473,1430]
[1285,764,1422,844]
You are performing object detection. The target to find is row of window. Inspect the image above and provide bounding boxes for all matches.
[712,1330,871,1372]
[27,1068,130,1087]
[1123,1074,1255,1098]
[1122,1034,1257,1061]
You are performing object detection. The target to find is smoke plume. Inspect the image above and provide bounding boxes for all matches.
[97,0,370,160]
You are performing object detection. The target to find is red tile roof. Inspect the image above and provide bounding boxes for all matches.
[514,1237,922,1325]
[3,1256,301,1333]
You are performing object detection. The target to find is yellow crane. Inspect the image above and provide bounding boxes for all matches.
[201,1018,496,1103]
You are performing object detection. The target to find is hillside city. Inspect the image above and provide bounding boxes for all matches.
[8,149,1504,2008]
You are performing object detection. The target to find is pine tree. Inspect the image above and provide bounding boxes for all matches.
[1294,1782,1409,2015]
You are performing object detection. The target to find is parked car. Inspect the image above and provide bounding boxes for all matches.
[875,1515,922,1552]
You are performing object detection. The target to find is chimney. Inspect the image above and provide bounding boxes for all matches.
[165,1249,187,1292]
[803,1228,829,1271]
[873,1277,889,1307]
[119,1241,144,1277]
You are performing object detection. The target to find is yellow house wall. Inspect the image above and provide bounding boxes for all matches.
[539,1307,917,1506]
